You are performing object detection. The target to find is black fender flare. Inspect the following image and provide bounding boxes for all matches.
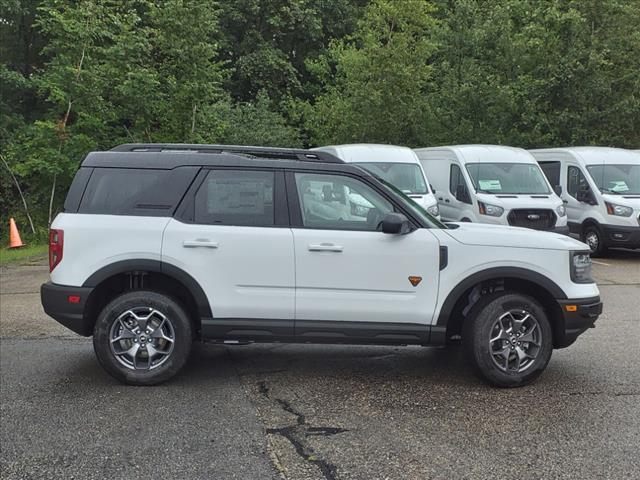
[83,259,212,318]
[436,266,567,328]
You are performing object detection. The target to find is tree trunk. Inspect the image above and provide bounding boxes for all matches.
[1,154,36,234]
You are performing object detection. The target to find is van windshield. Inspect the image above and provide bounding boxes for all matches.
[586,164,640,195]
[354,162,428,195]
[465,163,550,194]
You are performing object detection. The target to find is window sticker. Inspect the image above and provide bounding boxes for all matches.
[478,179,502,191]
[609,181,629,192]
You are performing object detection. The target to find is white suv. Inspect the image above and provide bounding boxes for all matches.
[41,144,602,387]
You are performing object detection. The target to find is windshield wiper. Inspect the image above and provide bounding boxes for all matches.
[600,188,621,195]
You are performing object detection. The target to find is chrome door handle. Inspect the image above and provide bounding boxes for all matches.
[183,240,219,248]
[308,243,343,252]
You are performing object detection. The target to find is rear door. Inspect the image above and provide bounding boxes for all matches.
[162,168,295,338]
[288,170,441,342]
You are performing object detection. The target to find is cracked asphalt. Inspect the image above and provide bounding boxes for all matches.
[1,250,639,479]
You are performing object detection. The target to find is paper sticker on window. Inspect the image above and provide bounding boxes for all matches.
[478,179,502,191]
[609,181,629,192]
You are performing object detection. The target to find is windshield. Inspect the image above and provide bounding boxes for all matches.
[586,164,640,195]
[354,162,428,195]
[373,175,446,229]
[465,163,551,194]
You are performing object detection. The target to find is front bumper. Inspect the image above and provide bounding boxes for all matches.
[601,224,640,249]
[555,296,602,348]
[41,282,94,336]
[553,225,571,236]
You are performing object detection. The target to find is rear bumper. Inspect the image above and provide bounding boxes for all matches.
[601,224,640,249]
[555,296,602,348]
[40,282,94,336]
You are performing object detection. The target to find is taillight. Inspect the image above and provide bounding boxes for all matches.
[49,229,64,272]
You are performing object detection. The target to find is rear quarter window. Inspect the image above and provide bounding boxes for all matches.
[78,167,198,216]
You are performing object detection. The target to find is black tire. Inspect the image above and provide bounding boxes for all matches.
[93,290,193,385]
[462,292,553,388]
[582,224,607,257]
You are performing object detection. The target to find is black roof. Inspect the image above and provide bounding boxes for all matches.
[81,144,357,173]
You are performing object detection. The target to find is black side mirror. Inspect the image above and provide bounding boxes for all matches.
[553,185,562,196]
[430,184,436,194]
[381,213,412,235]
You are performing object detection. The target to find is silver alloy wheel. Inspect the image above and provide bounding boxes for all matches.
[585,231,599,251]
[489,309,542,373]
[109,307,175,370]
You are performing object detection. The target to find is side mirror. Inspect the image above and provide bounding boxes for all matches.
[381,213,412,235]
[430,184,436,194]
[553,185,562,196]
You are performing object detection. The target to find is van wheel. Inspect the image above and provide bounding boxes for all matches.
[462,292,553,387]
[93,290,193,385]
[582,225,606,257]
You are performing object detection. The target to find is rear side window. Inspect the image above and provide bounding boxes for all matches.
[78,167,197,216]
[194,170,275,226]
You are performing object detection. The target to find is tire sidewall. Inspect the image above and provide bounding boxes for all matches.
[583,225,606,257]
[464,293,553,387]
[93,291,193,385]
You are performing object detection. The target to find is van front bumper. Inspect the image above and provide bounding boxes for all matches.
[555,296,602,348]
[553,225,570,235]
[41,282,94,336]
[602,224,640,249]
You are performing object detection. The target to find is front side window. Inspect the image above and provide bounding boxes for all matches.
[465,163,551,194]
[449,164,471,204]
[354,162,428,195]
[294,172,393,231]
[586,164,640,195]
[567,166,589,199]
[195,170,274,226]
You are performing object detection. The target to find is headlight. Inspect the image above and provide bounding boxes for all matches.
[556,205,566,217]
[478,201,504,217]
[427,204,439,216]
[570,251,593,284]
[605,202,633,217]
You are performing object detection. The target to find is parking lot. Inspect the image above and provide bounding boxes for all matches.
[1,251,639,479]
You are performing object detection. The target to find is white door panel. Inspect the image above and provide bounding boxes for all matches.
[293,228,441,324]
[162,220,295,319]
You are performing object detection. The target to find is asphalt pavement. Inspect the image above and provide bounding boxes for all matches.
[1,251,639,479]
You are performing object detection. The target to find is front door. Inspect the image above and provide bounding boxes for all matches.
[288,171,441,342]
[162,168,295,338]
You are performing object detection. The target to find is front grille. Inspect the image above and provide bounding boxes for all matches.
[507,209,556,230]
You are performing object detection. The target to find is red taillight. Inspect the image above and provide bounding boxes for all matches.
[49,229,64,272]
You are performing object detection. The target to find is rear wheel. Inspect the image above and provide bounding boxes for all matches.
[93,290,193,385]
[582,224,607,257]
[463,292,553,387]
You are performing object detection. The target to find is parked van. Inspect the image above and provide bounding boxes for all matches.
[414,145,568,233]
[530,147,640,255]
[312,144,440,219]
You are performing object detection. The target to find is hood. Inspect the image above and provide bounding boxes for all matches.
[443,222,588,251]
[475,192,562,209]
[601,194,640,208]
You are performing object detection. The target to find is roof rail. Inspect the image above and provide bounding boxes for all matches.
[110,143,343,163]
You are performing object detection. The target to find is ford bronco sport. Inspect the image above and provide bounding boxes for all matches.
[41,144,603,387]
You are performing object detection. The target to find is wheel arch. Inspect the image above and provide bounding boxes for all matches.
[434,267,567,348]
[82,260,211,334]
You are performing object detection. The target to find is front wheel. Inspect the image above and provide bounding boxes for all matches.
[582,225,607,257]
[93,290,193,385]
[462,292,553,387]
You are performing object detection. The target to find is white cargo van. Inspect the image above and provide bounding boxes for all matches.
[531,147,640,255]
[414,145,568,234]
[312,144,440,219]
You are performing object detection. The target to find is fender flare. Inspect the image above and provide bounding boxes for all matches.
[436,266,567,327]
[83,259,212,318]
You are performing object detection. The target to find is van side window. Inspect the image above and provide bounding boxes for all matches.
[539,161,561,188]
[449,164,471,204]
[567,166,588,199]
[194,170,275,226]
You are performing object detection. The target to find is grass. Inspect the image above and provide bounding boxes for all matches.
[0,243,48,266]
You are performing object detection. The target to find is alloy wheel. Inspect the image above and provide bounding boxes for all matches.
[489,309,542,373]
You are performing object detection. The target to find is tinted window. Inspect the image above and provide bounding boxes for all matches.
[295,172,393,231]
[567,166,589,198]
[195,170,274,226]
[539,161,561,188]
[450,164,471,203]
[79,167,197,216]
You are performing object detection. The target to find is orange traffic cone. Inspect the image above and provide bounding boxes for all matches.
[9,218,25,248]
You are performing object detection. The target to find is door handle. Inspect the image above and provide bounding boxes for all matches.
[308,243,343,252]
[183,239,219,248]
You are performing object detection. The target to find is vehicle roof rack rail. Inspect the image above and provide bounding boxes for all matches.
[111,143,342,163]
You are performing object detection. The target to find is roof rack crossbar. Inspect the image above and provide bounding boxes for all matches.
[110,143,342,163]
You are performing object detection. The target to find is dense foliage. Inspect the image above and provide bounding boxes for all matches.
[2,0,639,238]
